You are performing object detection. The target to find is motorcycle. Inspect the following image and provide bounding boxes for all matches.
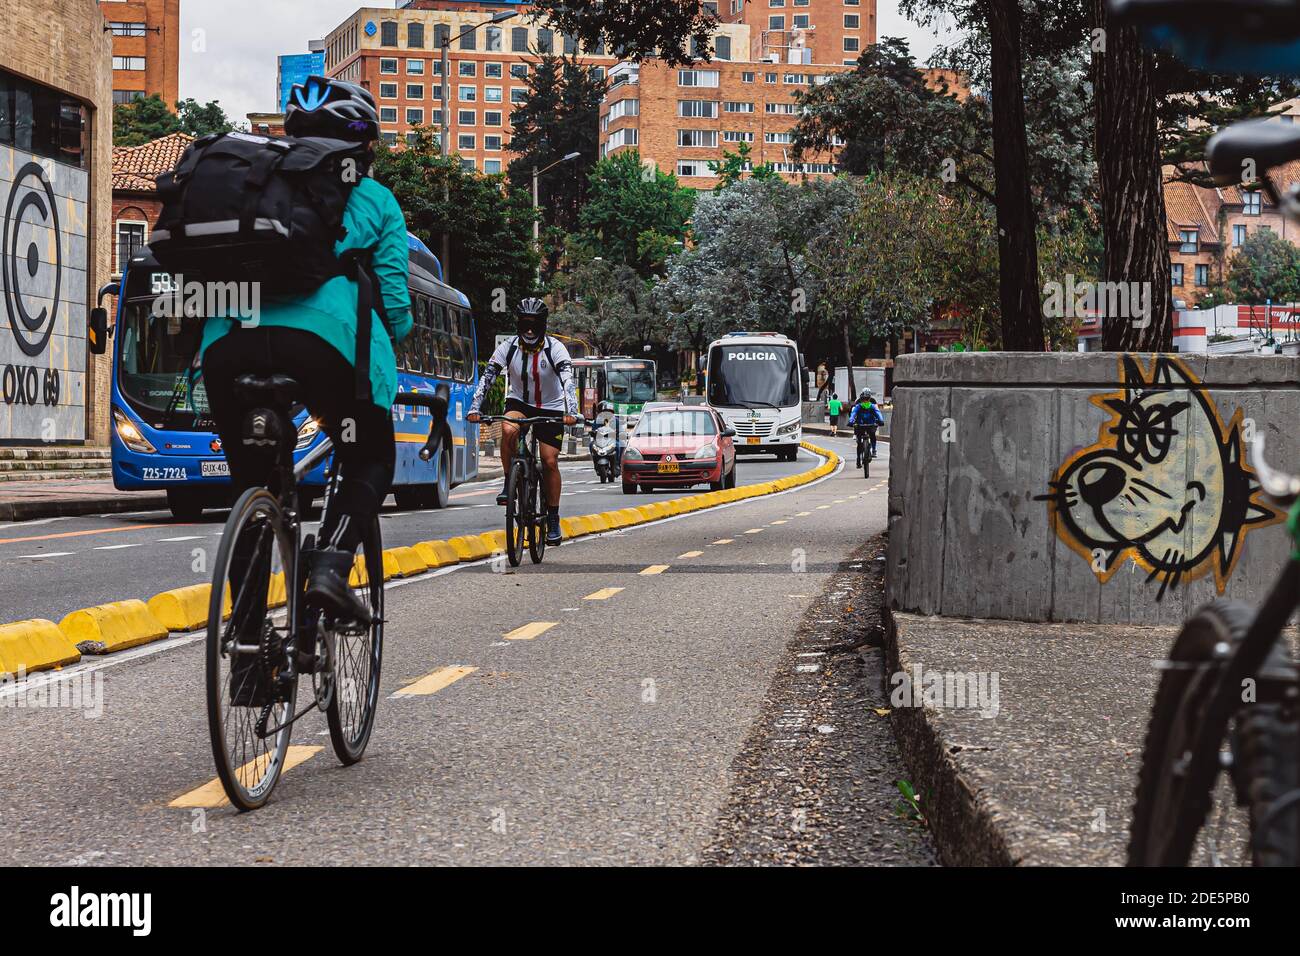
[589,402,620,484]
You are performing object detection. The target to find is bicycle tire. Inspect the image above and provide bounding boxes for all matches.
[1128,600,1265,865]
[528,469,546,564]
[325,515,385,765]
[205,487,298,812]
[505,460,527,568]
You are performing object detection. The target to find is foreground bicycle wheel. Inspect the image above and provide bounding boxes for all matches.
[528,473,546,564]
[505,460,527,567]
[325,516,385,765]
[206,488,297,811]
[1128,600,1299,865]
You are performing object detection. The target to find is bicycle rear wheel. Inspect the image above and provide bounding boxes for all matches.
[325,516,385,765]
[205,488,297,811]
[505,460,527,567]
[528,471,546,564]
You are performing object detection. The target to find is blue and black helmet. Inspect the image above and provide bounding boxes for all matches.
[285,75,380,142]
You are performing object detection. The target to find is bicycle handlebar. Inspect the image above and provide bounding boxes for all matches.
[475,414,586,426]
[394,386,451,462]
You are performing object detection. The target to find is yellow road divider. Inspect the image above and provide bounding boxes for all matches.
[584,587,624,600]
[58,600,169,655]
[414,539,459,568]
[393,665,477,697]
[147,584,235,632]
[639,565,670,576]
[0,619,81,675]
[386,545,429,579]
[447,535,492,561]
[504,621,557,641]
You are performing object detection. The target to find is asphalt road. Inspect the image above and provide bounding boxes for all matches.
[0,448,828,626]
[0,436,929,865]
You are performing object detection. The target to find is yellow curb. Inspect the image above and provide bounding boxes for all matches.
[448,535,491,561]
[600,510,627,529]
[414,539,460,568]
[0,619,81,675]
[479,530,507,553]
[636,505,658,521]
[381,550,401,580]
[349,553,373,587]
[147,584,235,632]
[561,517,587,538]
[617,507,643,526]
[268,572,287,609]
[583,514,610,534]
[387,545,429,578]
[58,600,168,655]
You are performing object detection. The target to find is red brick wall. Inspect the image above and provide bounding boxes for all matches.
[99,0,180,106]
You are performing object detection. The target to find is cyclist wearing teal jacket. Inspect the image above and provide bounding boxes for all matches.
[200,76,412,623]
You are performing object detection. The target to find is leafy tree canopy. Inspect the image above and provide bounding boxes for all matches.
[526,0,719,66]
[1227,230,1300,305]
[577,150,695,277]
[113,94,236,146]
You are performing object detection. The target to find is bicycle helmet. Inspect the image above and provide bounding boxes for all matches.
[284,76,380,142]
[515,297,549,351]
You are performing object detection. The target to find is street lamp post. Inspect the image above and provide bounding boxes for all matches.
[438,9,517,284]
[532,151,582,283]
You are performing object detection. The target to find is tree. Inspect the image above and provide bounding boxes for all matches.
[372,128,539,349]
[1227,231,1300,305]
[553,244,664,355]
[507,55,606,279]
[577,150,695,277]
[652,250,735,393]
[176,98,236,138]
[707,141,777,190]
[113,94,236,145]
[525,0,719,65]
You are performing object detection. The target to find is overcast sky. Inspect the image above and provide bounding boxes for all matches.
[179,1,961,122]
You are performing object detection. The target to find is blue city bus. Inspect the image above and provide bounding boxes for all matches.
[94,234,479,520]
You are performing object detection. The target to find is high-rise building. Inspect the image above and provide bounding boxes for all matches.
[278,42,327,113]
[722,0,877,68]
[99,0,181,107]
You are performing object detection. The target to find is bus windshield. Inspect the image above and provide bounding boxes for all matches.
[117,299,211,427]
[606,362,656,404]
[707,344,800,409]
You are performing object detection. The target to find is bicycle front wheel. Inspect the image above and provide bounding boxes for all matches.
[528,472,546,564]
[325,516,385,765]
[505,460,527,567]
[205,488,297,812]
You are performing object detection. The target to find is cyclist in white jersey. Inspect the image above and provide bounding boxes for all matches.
[468,298,578,545]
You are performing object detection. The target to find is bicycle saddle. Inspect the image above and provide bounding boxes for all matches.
[1207,119,1300,184]
[234,373,303,407]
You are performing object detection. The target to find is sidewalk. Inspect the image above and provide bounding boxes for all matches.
[883,611,1172,866]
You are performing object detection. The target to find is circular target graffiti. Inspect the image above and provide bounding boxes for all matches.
[3,162,62,358]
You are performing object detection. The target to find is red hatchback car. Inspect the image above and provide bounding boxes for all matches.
[621,405,737,494]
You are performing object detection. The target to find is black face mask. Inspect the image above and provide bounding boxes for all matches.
[517,319,544,345]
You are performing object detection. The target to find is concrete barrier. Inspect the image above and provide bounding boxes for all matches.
[886,352,1298,625]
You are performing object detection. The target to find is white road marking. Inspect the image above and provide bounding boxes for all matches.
[159,536,205,542]
[94,544,143,551]
[15,551,74,559]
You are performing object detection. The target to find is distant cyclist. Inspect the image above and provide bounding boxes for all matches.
[467,298,578,546]
[849,392,885,466]
[200,76,412,625]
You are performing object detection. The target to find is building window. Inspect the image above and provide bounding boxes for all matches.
[678,69,720,87]
[485,62,503,79]
[1234,224,1248,247]
[1243,191,1263,215]
[431,109,443,127]
[432,60,443,76]
[116,221,147,275]
[771,0,785,5]
[380,58,398,74]
[676,160,714,178]
[486,26,503,51]
[564,32,579,55]
[512,26,530,52]
[765,131,794,143]
[678,129,718,148]
[511,88,528,104]
[459,61,477,77]
[484,110,503,126]
[678,99,719,118]
[485,135,503,150]
[108,21,149,37]
[408,22,425,48]
[723,101,754,113]
[844,36,860,51]
[380,107,398,123]
[380,21,398,47]
[1179,229,1199,253]
[406,108,423,125]
[609,99,639,121]
[380,82,398,98]
[485,87,503,103]
[715,35,732,60]
[459,26,477,50]
[434,24,451,48]
[407,59,425,75]
[845,14,860,27]
[112,90,144,106]
[112,56,147,71]
[537,28,554,53]
[607,127,638,150]
[769,15,785,29]
[406,132,421,147]
[407,84,423,99]
[1171,263,1184,286]
[458,109,476,126]
[382,132,398,146]
[844,0,860,4]
[794,14,810,27]
[1195,264,1209,287]
[765,102,796,114]
[484,159,503,175]
[510,63,529,79]
[742,71,755,83]
[432,85,443,100]
[723,131,754,142]
[458,133,475,151]
[765,72,778,83]
[459,85,476,101]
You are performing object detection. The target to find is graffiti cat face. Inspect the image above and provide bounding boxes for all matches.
[1045,356,1279,598]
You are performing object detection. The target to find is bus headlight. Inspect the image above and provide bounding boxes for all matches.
[113,408,157,454]
[693,442,718,459]
[295,417,321,450]
[776,419,801,435]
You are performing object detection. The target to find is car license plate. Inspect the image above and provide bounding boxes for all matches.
[201,460,229,477]
[657,460,680,474]
[746,437,761,445]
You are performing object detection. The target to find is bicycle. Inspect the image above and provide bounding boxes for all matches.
[478,414,577,568]
[855,427,876,479]
[205,374,448,811]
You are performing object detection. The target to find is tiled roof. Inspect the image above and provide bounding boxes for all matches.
[112,132,194,192]
[1164,167,1221,244]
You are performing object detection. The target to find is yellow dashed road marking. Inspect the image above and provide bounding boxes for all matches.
[816,505,831,510]
[393,666,477,697]
[584,587,625,600]
[712,539,733,545]
[744,528,763,534]
[795,512,811,517]
[169,745,322,808]
[505,621,558,641]
[678,550,703,558]
[639,565,670,575]
[771,520,788,525]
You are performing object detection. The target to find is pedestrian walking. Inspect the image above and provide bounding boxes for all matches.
[827,392,843,437]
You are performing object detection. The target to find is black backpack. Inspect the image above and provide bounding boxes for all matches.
[152,131,387,401]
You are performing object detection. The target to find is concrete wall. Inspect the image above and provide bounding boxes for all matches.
[886,352,1300,625]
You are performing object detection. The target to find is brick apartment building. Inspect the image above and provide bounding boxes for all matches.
[720,0,878,66]
[111,131,193,279]
[99,0,180,107]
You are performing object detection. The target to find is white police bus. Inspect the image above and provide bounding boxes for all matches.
[705,332,803,461]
